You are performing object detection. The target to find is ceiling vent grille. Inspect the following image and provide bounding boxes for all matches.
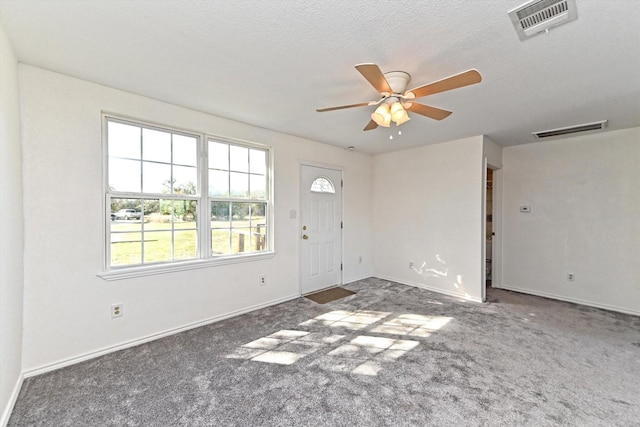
[509,0,577,41]
[533,120,608,140]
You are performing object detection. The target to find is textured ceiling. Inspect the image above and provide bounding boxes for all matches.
[1,0,639,154]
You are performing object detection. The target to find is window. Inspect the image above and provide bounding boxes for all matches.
[310,177,335,193]
[208,139,268,255]
[105,116,271,272]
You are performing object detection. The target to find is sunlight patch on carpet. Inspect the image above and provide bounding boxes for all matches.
[225,309,438,375]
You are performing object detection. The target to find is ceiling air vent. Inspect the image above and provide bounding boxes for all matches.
[509,0,578,41]
[533,120,608,140]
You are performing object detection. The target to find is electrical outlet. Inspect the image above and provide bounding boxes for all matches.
[260,275,267,286]
[567,273,575,282]
[409,262,414,269]
[111,303,123,318]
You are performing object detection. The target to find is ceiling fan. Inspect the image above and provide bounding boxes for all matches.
[316,64,482,131]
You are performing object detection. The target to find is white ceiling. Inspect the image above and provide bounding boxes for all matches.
[1,0,639,154]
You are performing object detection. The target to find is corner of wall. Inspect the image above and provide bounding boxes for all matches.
[0,22,26,427]
[0,375,24,427]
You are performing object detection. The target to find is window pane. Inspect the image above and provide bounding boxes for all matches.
[108,121,140,159]
[143,231,172,263]
[175,220,196,230]
[251,226,267,251]
[142,199,164,230]
[172,199,198,223]
[158,198,175,219]
[230,145,248,172]
[209,141,229,170]
[209,170,229,197]
[174,230,197,260]
[232,228,251,254]
[250,174,266,199]
[111,232,142,266]
[310,177,335,193]
[231,202,251,227]
[109,158,141,192]
[142,161,171,194]
[230,172,249,198]
[251,203,267,252]
[211,229,231,255]
[173,134,197,166]
[250,149,266,174]
[110,198,143,230]
[111,221,143,233]
[211,201,230,228]
[173,165,197,195]
[142,128,171,163]
[251,203,267,223]
[184,200,198,222]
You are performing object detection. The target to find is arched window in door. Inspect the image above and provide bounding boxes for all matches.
[310,177,335,194]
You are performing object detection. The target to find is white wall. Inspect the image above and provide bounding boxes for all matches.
[0,25,25,425]
[372,136,485,302]
[339,157,374,283]
[483,136,502,169]
[18,65,374,373]
[502,128,640,315]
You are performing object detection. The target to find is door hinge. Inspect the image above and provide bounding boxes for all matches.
[341,180,343,188]
[341,221,343,229]
[341,263,343,271]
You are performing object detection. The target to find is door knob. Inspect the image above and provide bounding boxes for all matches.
[302,234,309,240]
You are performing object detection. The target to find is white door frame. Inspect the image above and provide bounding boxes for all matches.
[482,160,488,302]
[482,160,503,301]
[491,167,503,289]
[299,161,344,295]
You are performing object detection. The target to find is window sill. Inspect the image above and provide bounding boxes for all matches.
[97,251,276,281]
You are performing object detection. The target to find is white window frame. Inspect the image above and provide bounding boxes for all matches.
[99,114,274,281]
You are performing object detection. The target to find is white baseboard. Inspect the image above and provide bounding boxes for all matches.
[498,285,640,316]
[1,373,24,427]
[23,293,300,378]
[373,275,483,303]
[343,274,374,284]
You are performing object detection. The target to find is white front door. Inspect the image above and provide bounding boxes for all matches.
[300,165,343,294]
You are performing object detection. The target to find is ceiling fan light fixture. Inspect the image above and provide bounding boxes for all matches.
[372,104,391,127]
[316,63,482,132]
[389,101,403,117]
[390,101,410,125]
[394,112,410,126]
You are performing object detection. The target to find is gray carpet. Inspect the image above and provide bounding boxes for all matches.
[9,278,640,426]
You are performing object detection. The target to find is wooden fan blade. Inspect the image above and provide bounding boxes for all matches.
[363,119,378,131]
[405,102,452,120]
[355,63,393,95]
[405,69,481,99]
[316,102,371,112]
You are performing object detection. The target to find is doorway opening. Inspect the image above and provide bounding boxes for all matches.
[486,168,493,289]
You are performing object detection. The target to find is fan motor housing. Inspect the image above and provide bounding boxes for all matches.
[384,71,411,94]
